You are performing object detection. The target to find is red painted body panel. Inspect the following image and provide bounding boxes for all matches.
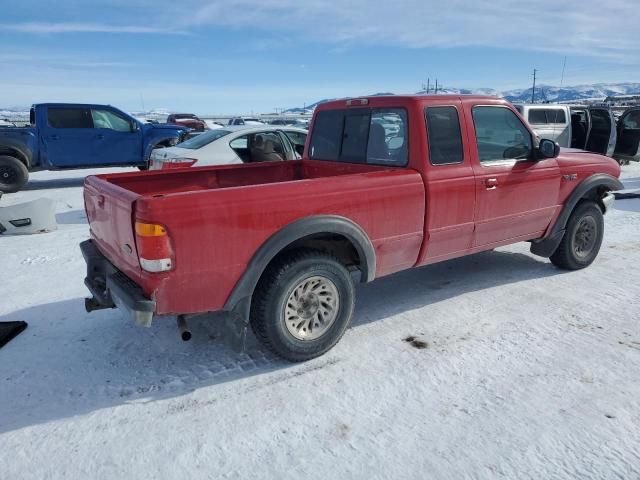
[87,160,425,315]
[83,94,621,318]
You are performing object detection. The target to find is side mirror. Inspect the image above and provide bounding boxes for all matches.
[538,138,560,159]
[131,121,140,133]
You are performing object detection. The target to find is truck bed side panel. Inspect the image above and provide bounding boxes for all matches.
[135,169,425,315]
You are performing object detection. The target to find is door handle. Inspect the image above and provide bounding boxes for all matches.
[96,134,104,139]
[485,178,498,190]
[51,134,59,140]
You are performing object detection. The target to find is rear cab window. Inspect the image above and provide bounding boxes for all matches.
[309,108,408,166]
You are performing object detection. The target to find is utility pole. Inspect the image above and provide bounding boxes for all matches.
[427,78,430,93]
[435,78,438,94]
[531,69,537,103]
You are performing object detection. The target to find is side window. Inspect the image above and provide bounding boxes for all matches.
[528,108,567,125]
[425,106,463,165]
[472,106,532,162]
[548,109,566,124]
[528,109,548,125]
[285,131,307,147]
[91,109,132,132]
[47,108,92,128]
[229,135,248,149]
[622,111,640,129]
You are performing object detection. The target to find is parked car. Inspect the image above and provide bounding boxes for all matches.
[166,113,207,132]
[149,126,308,169]
[227,117,265,126]
[613,106,640,164]
[514,104,617,157]
[203,119,225,130]
[81,94,622,361]
[0,103,188,193]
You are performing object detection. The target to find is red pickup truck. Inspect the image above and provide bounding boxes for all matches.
[81,95,622,361]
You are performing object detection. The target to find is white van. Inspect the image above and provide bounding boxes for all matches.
[514,104,617,157]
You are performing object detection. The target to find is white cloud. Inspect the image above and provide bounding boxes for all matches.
[172,0,638,61]
[2,1,636,61]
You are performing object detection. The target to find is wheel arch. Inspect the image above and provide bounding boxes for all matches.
[530,173,623,258]
[224,215,376,320]
[0,140,32,169]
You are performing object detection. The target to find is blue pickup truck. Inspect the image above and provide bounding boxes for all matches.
[0,103,188,192]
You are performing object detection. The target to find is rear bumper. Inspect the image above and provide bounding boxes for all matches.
[80,240,156,327]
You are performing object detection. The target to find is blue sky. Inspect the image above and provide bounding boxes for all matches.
[1,0,638,114]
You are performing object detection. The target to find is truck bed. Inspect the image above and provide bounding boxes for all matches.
[96,160,391,196]
[84,160,426,316]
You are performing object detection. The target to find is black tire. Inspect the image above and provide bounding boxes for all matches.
[550,201,604,270]
[0,155,29,193]
[250,250,356,362]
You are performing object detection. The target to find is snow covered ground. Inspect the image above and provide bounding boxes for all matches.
[1,165,639,479]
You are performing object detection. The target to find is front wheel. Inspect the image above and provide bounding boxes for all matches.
[0,155,29,193]
[550,202,604,270]
[250,250,355,362]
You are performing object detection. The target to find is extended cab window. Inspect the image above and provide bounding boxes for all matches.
[309,108,408,166]
[472,106,532,162]
[91,109,132,132]
[425,106,463,165]
[47,108,92,128]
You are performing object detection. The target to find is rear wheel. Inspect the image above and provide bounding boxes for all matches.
[550,202,604,270]
[250,250,355,361]
[0,155,29,193]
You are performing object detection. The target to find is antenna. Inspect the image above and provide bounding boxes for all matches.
[531,69,537,103]
[427,78,430,93]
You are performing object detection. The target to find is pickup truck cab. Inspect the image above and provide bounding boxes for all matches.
[81,95,622,361]
[0,103,188,193]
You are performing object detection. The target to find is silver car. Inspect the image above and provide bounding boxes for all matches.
[150,126,307,170]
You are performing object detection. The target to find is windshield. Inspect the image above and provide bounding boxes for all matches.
[174,114,197,119]
[178,129,232,149]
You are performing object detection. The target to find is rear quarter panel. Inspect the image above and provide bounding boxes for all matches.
[0,127,37,167]
[136,169,425,315]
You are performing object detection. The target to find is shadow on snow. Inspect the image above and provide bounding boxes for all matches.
[0,249,562,433]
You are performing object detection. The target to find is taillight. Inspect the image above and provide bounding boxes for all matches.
[135,221,174,272]
[161,158,198,170]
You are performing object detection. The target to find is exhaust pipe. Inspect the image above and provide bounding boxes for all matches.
[177,315,192,341]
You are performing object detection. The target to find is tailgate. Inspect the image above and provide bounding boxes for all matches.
[83,175,142,277]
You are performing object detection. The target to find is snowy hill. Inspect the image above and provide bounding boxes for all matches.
[286,82,640,111]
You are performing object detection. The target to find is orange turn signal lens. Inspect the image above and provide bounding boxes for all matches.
[135,222,167,237]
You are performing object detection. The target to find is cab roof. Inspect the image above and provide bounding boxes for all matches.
[316,94,503,111]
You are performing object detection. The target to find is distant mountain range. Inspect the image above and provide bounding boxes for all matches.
[284,82,640,112]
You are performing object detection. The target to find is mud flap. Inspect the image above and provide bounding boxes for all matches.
[221,312,248,353]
